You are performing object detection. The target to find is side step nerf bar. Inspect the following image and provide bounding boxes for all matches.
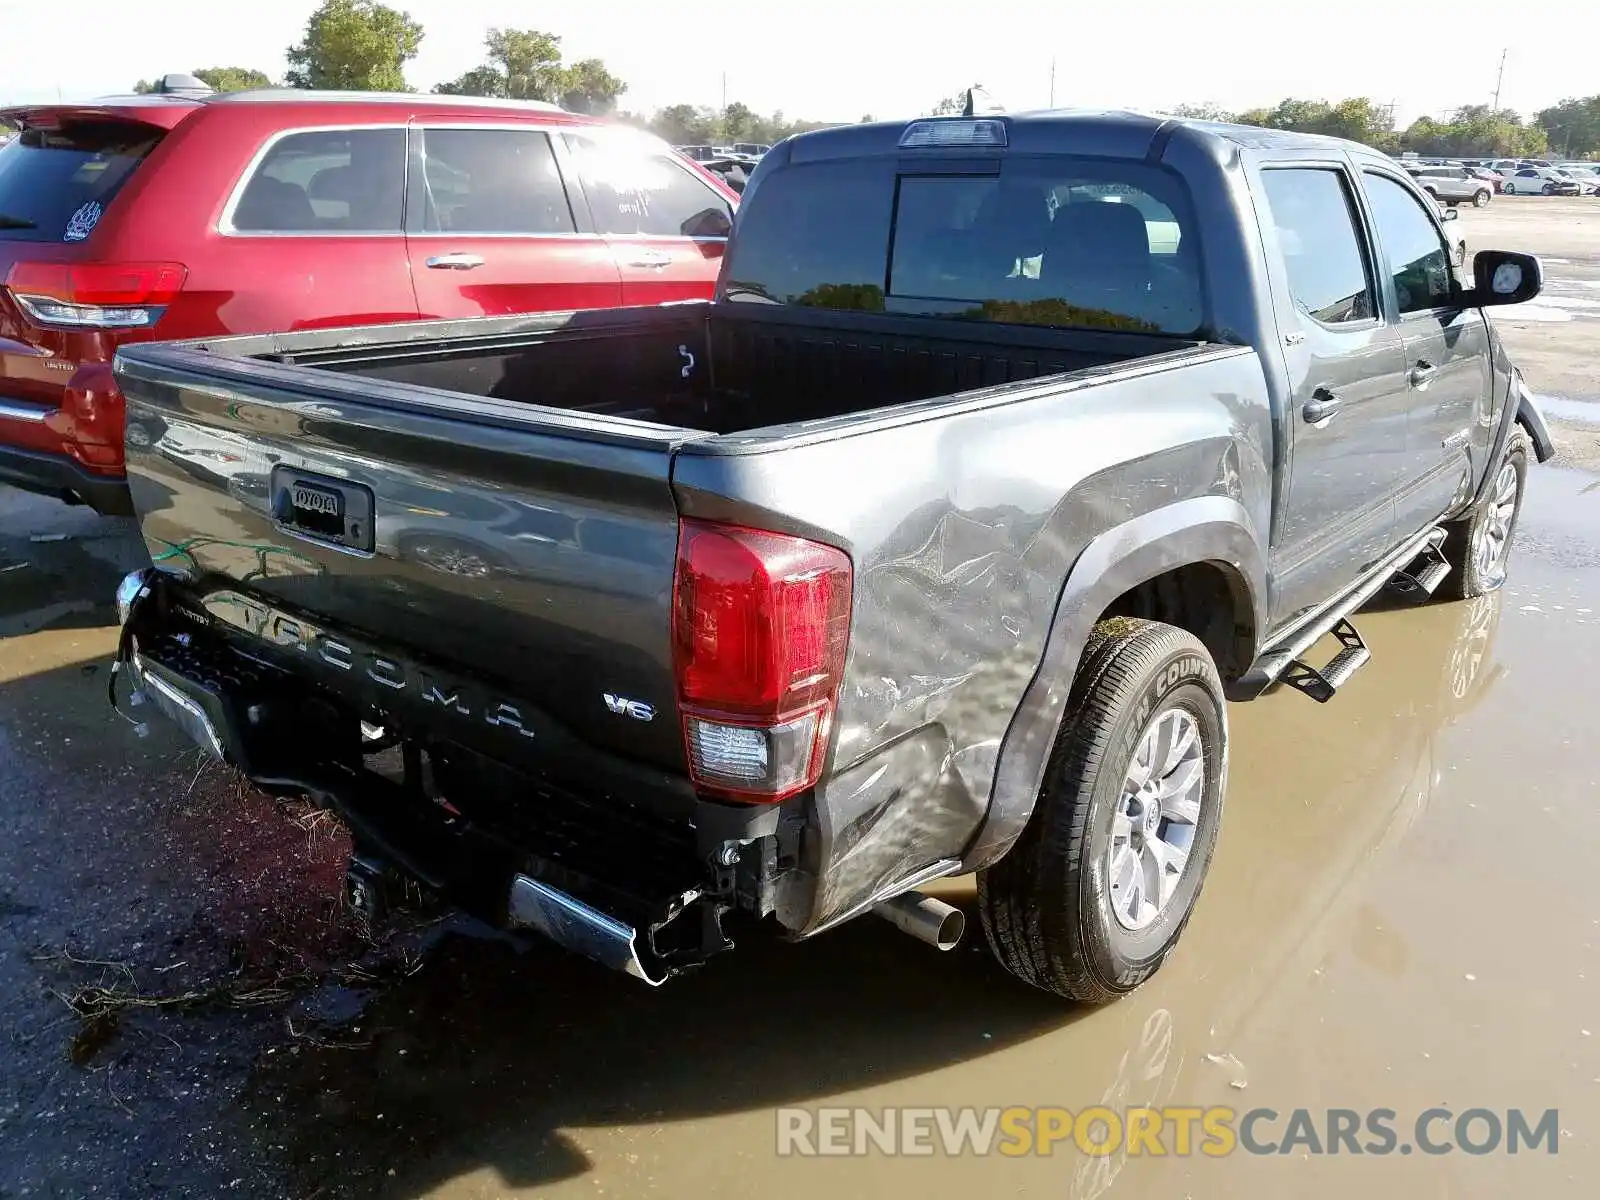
[1233,526,1448,702]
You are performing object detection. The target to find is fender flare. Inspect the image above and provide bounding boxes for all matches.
[1478,375,1555,512]
[960,495,1266,872]
[1515,386,1556,464]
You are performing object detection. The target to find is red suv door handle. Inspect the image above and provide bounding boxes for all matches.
[425,253,485,270]
[622,249,673,269]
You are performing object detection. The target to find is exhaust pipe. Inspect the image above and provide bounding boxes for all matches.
[873,891,966,951]
[508,875,669,986]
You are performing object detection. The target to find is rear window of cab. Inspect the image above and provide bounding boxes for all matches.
[722,156,1204,336]
[0,122,163,242]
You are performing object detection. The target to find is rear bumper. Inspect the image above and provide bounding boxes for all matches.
[0,444,132,514]
[130,642,678,985]
[114,571,788,983]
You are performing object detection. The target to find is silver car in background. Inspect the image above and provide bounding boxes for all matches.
[1503,167,1584,195]
[1405,164,1495,207]
[1554,164,1600,194]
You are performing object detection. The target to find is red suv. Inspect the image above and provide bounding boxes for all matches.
[0,90,738,514]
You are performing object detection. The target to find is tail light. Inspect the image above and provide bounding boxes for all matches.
[672,519,852,802]
[5,261,187,329]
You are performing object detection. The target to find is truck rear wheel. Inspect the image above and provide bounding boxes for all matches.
[977,619,1227,1005]
[1440,426,1530,600]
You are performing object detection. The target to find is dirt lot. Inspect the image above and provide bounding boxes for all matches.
[1,194,1598,1199]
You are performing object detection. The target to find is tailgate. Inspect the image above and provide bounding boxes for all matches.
[114,341,704,776]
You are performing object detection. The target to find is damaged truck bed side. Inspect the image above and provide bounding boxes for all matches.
[111,110,1552,1004]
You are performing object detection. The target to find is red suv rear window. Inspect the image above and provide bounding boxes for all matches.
[0,121,163,243]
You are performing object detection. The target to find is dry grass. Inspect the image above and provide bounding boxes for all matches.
[35,948,313,1022]
[32,760,445,1070]
[35,906,437,1068]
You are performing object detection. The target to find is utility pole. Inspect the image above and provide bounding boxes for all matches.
[721,72,727,112]
[1049,58,1056,108]
[1491,48,1507,114]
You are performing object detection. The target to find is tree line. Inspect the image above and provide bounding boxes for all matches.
[1168,96,1600,159]
[121,0,832,145]
[67,0,1600,160]
[628,103,848,148]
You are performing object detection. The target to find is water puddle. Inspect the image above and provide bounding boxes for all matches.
[1533,392,1600,427]
[1496,303,1576,323]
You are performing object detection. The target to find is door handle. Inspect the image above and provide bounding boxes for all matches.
[1303,387,1342,425]
[622,249,673,269]
[1408,359,1437,388]
[425,252,485,270]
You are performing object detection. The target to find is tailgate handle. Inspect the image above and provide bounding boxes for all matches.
[426,252,485,270]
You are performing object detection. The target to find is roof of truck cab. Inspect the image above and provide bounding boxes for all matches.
[1148,115,1369,153]
[784,108,1372,164]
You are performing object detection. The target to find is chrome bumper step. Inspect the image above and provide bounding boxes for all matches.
[508,875,670,986]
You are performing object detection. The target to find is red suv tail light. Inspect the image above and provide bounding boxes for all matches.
[5,261,187,329]
[672,519,853,802]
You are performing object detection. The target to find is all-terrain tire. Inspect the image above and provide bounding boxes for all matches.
[977,619,1227,1005]
[1439,426,1531,600]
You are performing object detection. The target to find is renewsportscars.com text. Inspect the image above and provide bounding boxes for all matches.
[775,1106,1560,1158]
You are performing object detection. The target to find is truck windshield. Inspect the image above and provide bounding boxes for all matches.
[724,157,1204,335]
[0,121,163,242]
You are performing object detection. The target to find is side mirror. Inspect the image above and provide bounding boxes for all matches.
[1440,206,1459,222]
[1462,249,1543,307]
[681,206,733,239]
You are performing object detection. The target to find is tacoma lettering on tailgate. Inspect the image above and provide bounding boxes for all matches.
[198,590,537,740]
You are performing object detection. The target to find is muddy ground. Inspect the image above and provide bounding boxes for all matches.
[1,196,1598,1198]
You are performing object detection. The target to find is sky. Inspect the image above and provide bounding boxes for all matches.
[0,0,1591,127]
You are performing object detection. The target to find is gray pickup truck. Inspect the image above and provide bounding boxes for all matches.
[110,111,1553,1005]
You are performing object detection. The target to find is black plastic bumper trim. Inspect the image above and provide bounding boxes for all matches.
[0,444,132,514]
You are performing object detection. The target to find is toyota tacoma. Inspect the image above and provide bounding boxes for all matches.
[109,110,1552,1004]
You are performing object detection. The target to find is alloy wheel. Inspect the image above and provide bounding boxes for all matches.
[1107,708,1205,932]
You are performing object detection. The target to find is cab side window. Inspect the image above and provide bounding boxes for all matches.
[1259,168,1376,325]
[1361,172,1454,314]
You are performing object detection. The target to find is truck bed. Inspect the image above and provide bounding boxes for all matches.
[115,291,1265,976]
[178,302,1207,437]
[112,302,1233,833]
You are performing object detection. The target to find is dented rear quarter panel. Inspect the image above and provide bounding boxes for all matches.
[670,343,1273,933]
